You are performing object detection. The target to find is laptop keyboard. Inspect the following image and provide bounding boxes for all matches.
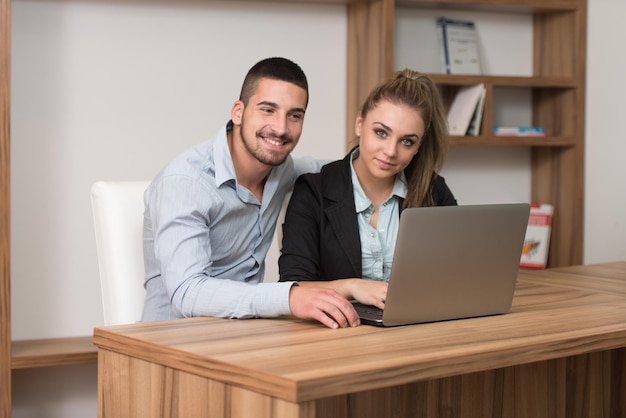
[353,302,383,318]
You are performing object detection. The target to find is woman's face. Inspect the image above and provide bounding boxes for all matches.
[354,100,424,182]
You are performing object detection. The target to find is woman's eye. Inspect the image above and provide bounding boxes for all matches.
[375,129,387,138]
[401,138,415,146]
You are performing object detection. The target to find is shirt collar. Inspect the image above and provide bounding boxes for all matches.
[349,147,408,213]
[214,122,238,188]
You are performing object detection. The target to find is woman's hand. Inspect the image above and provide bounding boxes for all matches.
[344,279,388,310]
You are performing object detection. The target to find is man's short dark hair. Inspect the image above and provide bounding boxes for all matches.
[239,57,309,107]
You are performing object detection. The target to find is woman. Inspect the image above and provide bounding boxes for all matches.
[279,69,457,310]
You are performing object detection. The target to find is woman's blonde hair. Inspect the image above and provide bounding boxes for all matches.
[356,69,448,208]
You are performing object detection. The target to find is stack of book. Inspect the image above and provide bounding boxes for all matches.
[447,83,486,136]
[438,18,485,136]
[493,126,546,137]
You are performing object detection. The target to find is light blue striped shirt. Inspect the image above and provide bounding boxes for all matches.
[141,124,321,321]
[350,149,407,282]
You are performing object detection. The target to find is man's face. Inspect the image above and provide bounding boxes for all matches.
[232,78,307,166]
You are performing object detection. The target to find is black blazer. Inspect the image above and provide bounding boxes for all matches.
[278,152,457,282]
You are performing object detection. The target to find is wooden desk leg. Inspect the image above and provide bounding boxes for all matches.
[231,386,315,418]
[98,349,315,418]
[611,347,626,417]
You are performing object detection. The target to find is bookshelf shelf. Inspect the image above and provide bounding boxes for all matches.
[449,136,577,147]
[426,74,577,88]
[11,336,97,370]
[396,0,578,13]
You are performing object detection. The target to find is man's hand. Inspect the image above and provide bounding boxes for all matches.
[288,285,361,329]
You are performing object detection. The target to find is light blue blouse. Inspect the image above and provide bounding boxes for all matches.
[349,149,407,282]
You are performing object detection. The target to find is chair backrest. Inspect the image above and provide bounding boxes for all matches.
[90,181,150,325]
[275,190,292,251]
[265,191,293,283]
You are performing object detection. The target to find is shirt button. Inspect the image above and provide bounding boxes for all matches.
[379,228,384,233]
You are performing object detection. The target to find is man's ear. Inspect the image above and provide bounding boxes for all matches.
[231,100,244,125]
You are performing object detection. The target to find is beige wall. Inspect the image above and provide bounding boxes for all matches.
[11,0,347,342]
[584,0,626,264]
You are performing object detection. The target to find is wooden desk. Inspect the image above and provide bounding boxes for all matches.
[94,262,626,418]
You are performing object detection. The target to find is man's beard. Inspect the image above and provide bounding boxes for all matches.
[239,120,293,166]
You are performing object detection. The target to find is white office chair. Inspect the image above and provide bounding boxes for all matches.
[90,181,150,325]
[275,191,292,251]
[264,191,292,283]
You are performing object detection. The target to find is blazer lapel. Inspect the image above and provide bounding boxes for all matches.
[322,154,362,276]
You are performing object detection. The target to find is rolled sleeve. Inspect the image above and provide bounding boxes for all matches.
[253,281,298,317]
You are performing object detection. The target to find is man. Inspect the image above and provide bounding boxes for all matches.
[141,57,360,329]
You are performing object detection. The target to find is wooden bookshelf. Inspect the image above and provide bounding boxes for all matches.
[0,0,586,415]
[346,0,586,269]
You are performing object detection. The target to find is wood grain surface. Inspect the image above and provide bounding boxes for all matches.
[95,262,626,417]
[11,336,96,369]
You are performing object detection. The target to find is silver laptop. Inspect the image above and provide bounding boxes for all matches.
[354,203,530,327]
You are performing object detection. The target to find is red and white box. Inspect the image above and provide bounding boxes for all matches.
[520,203,553,269]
